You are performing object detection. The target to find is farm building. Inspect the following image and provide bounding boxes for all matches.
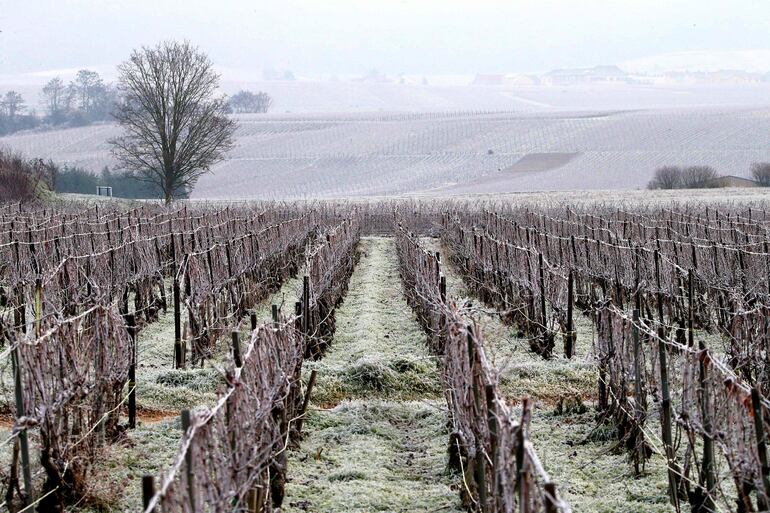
[709,175,760,188]
[472,73,540,86]
[541,65,630,86]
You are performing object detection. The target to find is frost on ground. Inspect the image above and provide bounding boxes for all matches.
[307,237,442,405]
[284,237,461,512]
[80,268,304,511]
[423,237,673,513]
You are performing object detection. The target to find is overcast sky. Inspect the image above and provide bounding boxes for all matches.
[1,0,768,78]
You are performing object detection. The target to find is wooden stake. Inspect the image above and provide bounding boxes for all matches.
[752,387,770,506]
[485,384,498,502]
[565,269,575,358]
[544,482,558,513]
[467,327,488,512]
[302,276,310,336]
[516,398,530,513]
[142,475,155,513]
[296,369,318,435]
[34,278,42,337]
[688,269,694,348]
[538,253,547,333]
[181,410,196,511]
[698,341,716,512]
[632,310,644,416]
[231,331,242,367]
[173,278,183,369]
[658,325,680,510]
[246,487,258,513]
[440,275,447,303]
[11,345,33,506]
[127,313,137,429]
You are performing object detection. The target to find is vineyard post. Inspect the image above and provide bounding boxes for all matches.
[173,278,183,368]
[231,331,242,367]
[127,313,137,429]
[170,229,177,275]
[142,475,155,513]
[544,482,558,513]
[34,278,42,336]
[120,285,129,316]
[246,487,259,513]
[751,387,770,506]
[302,276,310,351]
[655,248,682,509]
[538,253,547,337]
[251,312,257,331]
[516,398,530,513]
[13,285,26,334]
[738,249,748,300]
[439,275,447,345]
[658,327,679,509]
[11,344,33,507]
[565,269,575,358]
[272,304,279,328]
[181,409,196,511]
[698,340,716,511]
[688,270,694,347]
[295,369,317,435]
[154,237,168,313]
[485,384,498,503]
[467,327,488,513]
[632,310,644,418]
[653,250,665,322]
[185,255,197,363]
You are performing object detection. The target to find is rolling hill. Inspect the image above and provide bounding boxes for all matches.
[2,107,769,198]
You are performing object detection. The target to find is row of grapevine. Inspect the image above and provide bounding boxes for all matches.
[395,222,571,513]
[0,204,323,511]
[140,214,362,513]
[443,204,770,511]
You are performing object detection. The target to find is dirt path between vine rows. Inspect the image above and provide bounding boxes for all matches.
[283,237,463,513]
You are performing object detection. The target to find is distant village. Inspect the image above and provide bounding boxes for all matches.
[472,65,770,86]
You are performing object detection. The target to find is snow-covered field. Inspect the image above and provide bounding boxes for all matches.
[2,105,770,199]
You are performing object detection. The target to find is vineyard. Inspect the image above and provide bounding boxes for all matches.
[2,197,770,512]
[2,108,770,198]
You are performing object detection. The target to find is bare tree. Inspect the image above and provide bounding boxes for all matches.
[110,41,236,203]
[228,90,273,113]
[681,165,717,188]
[68,70,103,114]
[40,77,68,123]
[648,166,682,189]
[751,162,770,186]
[1,91,26,121]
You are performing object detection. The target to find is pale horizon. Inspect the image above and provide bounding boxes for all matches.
[2,0,769,81]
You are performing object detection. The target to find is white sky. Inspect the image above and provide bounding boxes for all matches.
[1,0,768,77]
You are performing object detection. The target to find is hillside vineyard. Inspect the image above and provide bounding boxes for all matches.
[2,108,770,198]
[3,199,770,511]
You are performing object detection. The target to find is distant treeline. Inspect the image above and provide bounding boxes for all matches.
[54,165,189,199]
[0,68,272,136]
[0,150,54,202]
[648,163,770,189]
[0,148,188,202]
[0,70,116,136]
